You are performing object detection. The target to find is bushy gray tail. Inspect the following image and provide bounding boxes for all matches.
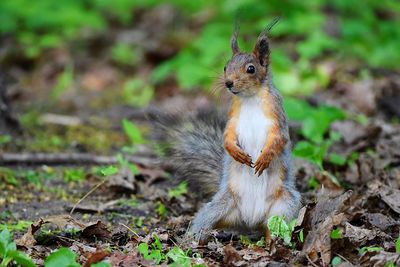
[148,109,226,197]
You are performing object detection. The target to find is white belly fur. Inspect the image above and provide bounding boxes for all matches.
[229,96,281,227]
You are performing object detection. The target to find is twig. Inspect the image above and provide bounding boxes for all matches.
[336,253,352,264]
[40,113,82,126]
[306,255,319,267]
[70,179,107,215]
[0,152,157,166]
[118,223,140,238]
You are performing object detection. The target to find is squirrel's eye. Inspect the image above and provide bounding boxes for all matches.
[224,66,226,72]
[246,65,255,74]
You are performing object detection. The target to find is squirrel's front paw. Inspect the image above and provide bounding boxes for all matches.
[225,142,253,167]
[254,153,272,176]
[233,150,253,167]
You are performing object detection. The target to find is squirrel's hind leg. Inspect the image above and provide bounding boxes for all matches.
[268,185,301,221]
[190,188,235,244]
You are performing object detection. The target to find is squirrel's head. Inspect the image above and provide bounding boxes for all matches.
[223,28,271,97]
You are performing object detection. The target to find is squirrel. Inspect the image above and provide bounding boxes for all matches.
[152,25,301,243]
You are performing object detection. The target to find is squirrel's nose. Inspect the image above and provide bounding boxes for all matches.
[225,80,234,89]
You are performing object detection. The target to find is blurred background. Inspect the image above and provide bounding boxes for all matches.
[1,0,399,154]
[1,1,400,265]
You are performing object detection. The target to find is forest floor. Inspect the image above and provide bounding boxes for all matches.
[1,6,400,267]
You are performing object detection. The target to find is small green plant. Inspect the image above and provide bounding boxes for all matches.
[97,166,119,176]
[0,135,11,146]
[166,247,192,267]
[0,229,36,267]
[330,228,343,239]
[396,235,400,254]
[116,154,139,174]
[122,119,145,150]
[331,256,342,266]
[168,182,188,198]
[138,234,166,264]
[239,235,252,246]
[0,221,33,232]
[44,248,80,267]
[299,229,304,243]
[63,168,86,182]
[44,247,110,267]
[138,234,202,266]
[51,65,74,102]
[267,216,297,246]
[293,131,343,170]
[122,78,154,108]
[111,42,140,66]
[117,198,138,208]
[135,217,144,227]
[239,235,266,248]
[358,245,384,255]
[285,97,348,171]
[156,202,168,219]
[0,168,19,186]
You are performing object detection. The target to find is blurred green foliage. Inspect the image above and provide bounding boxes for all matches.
[151,0,400,93]
[1,0,397,173]
[1,0,399,94]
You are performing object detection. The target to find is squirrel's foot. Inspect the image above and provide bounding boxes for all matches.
[189,228,212,245]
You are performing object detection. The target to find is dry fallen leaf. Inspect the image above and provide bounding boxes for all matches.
[223,244,242,265]
[16,215,87,247]
[368,181,400,214]
[83,250,111,267]
[344,222,376,244]
[302,191,352,265]
[107,167,135,192]
[82,221,111,240]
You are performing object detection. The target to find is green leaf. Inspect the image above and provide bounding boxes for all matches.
[299,229,304,243]
[293,141,325,169]
[166,247,191,267]
[122,78,154,107]
[99,166,119,176]
[168,182,188,198]
[239,235,252,246]
[0,228,12,256]
[44,247,81,267]
[267,216,295,246]
[152,234,163,251]
[157,202,167,219]
[122,119,144,145]
[147,249,163,264]
[330,228,343,239]
[138,243,149,257]
[396,235,400,254]
[329,153,347,166]
[255,237,266,247]
[7,250,37,267]
[0,135,11,145]
[358,246,384,255]
[331,256,342,266]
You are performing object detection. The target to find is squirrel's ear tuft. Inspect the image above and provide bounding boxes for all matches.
[231,24,240,55]
[253,34,270,67]
[253,18,279,67]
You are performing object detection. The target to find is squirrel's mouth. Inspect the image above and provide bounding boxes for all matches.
[228,88,240,95]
